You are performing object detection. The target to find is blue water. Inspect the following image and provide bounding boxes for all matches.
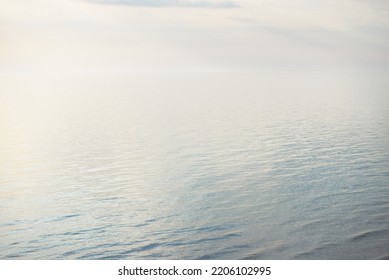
[0,72,388,259]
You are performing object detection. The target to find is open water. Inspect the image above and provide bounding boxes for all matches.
[0,72,388,259]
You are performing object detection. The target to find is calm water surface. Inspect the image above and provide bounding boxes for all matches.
[0,72,388,259]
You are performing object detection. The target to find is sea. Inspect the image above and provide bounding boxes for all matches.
[0,71,388,259]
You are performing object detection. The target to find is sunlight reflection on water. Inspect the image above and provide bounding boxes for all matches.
[0,72,388,259]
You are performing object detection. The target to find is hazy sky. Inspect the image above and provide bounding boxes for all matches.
[1,0,388,73]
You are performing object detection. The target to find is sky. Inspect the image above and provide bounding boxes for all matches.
[1,0,389,74]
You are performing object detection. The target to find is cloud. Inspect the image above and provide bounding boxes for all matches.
[86,0,238,8]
